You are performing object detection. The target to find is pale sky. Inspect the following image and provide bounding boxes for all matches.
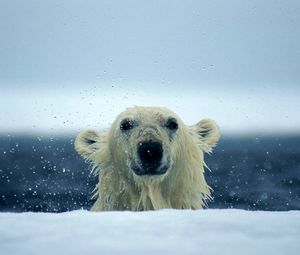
[0,1,299,134]
[1,84,300,134]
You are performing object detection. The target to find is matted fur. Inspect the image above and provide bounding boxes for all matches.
[75,106,220,211]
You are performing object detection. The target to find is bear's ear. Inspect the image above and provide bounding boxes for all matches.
[75,130,101,159]
[192,119,220,153]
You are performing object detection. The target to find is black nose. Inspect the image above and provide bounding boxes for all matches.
[138,141,163,171]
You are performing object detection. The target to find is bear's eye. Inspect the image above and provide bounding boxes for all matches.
[120,119,135,132]
[165,118,178,131]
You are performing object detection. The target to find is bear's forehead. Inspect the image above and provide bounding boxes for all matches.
[119,106,177,122]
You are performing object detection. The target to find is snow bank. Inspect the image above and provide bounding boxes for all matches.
[0,209,299,255]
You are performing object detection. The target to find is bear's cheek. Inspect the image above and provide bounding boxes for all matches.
[115,136,137,161]
[109,137,129,163]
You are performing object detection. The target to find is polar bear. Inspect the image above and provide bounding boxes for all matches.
[75,106,220,211]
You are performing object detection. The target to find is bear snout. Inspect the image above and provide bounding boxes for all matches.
[134,141,167,175]
[138,141,163,164]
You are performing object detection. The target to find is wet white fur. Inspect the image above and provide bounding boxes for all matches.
[75,106,220,211]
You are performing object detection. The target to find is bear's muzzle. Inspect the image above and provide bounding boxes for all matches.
[131,141,169,176]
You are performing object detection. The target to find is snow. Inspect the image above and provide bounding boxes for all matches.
[0,209,299,255]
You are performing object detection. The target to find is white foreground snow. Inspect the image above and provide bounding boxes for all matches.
[0,209,299,255]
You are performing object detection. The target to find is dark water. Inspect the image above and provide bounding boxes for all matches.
[0,134,299,212]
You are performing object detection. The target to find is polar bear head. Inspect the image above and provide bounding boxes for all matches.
[75,106,220,210]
